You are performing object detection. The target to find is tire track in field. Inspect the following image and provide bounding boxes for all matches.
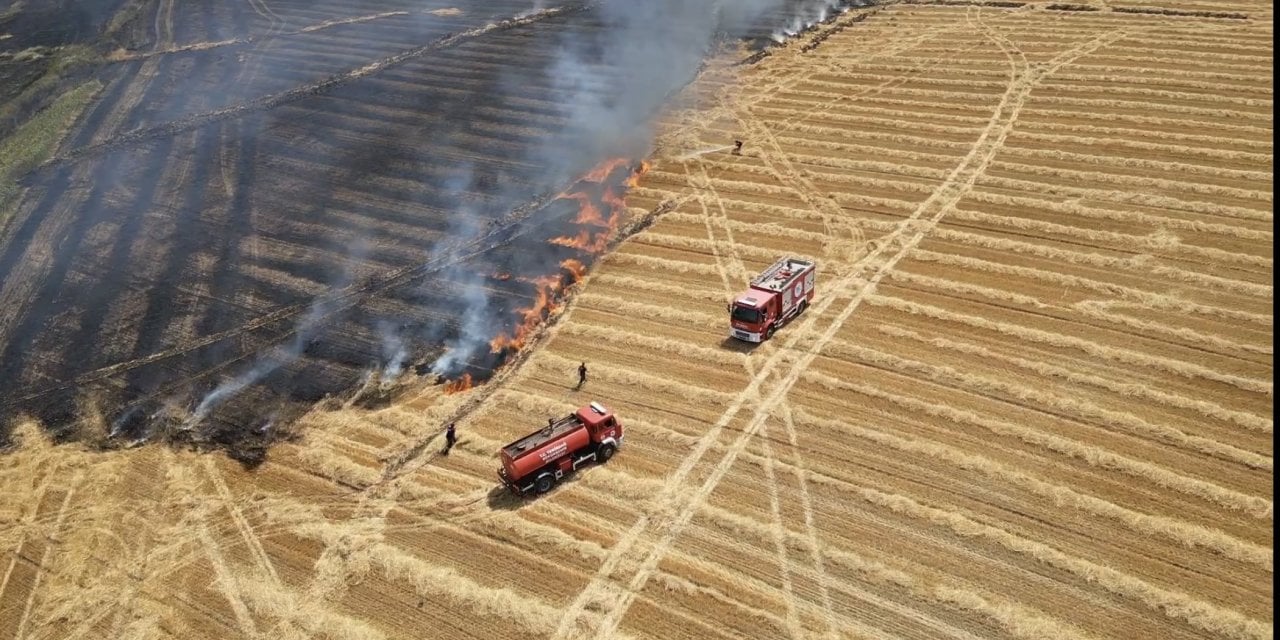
[114,10,414,63]
[772,26,984,135]
[11,472,82,640]
[198,522,262,638]
[553,13,1139,638]
[0,442,70,640]
[684,159,834,637]
[204,460,282,587]
[687,109,845,633]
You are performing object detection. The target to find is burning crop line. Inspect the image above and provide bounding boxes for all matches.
[441,373,475,395]
[477,159,651,366]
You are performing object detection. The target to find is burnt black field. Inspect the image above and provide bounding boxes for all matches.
[0,0,864,462]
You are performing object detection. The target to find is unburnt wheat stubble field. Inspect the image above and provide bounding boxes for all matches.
[0,0,1272,638]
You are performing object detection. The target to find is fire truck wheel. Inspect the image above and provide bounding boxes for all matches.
[798,300,808,315]
[597,443,617,463]
[534,474,555,494]
[765,324,775,340]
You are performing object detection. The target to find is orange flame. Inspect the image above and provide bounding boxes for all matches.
[546,158,650,259]
[488,259,591,354]
[493,272,512,281]
[625,160,652,188]
[600,185,626,213]
[443,373,474,395]
[581,157,631,183]
[490,274,558,353]
[561,258,587,281]
[566,192,608,227]
[487,158,649,357]
[550,229,597,250]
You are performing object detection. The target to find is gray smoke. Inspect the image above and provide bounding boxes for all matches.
[377,319,408,381]
[184,240,369,429]
[775,0,864,42]
[408,0,857,378]
[183,0,863,426]
[377,163,500,380]
[429,267,498,376]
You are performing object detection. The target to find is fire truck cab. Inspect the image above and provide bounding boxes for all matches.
[729,257,816,343]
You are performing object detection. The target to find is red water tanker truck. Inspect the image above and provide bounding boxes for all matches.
[728,256,816,342]
[497,401,624,496]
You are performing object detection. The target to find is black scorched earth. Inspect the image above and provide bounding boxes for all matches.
[0,0,862,461]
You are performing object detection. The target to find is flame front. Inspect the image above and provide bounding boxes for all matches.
[488,158,649,356]
[560,258,587,281]
[443,373,474,394]
[548,157,650,259]
[625,160,652,188]
[581,157,632,183]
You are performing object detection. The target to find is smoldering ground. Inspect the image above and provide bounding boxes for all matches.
[0,0,870,459]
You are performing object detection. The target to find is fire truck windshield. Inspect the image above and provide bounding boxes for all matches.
[731,305,763,324]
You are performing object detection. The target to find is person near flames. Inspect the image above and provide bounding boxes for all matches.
[577,362,588,389]
[733,140,744,155]
[444,422,457,453]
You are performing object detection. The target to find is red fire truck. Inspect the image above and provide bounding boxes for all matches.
[728,256,816,342]
[497,401,624,496]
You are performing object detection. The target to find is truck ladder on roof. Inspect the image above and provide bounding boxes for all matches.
[750,257,812,292]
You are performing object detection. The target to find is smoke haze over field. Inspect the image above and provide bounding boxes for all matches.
[411,0,847,377]
[0,0,868,455]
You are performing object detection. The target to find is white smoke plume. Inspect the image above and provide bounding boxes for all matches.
[183,240,369,430]
[429,268,498,377]
[771,0,857,42]
[377,319,408,381]
[416,0,866,380]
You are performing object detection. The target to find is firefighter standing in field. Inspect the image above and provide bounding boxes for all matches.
[443,422,457,454]
[576,362,588,389]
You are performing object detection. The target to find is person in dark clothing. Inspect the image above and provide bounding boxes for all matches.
[577,362,588,389]
[444,422,457,454]
[733,140,743,155]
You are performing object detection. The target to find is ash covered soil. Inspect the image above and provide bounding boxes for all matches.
[0,0,859,462]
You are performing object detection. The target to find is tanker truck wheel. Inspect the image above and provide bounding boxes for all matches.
[534,474,555,494]
[597,443,617,463]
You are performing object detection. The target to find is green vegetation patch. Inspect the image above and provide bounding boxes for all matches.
[0,78,100,228]
[0,44,99,126]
